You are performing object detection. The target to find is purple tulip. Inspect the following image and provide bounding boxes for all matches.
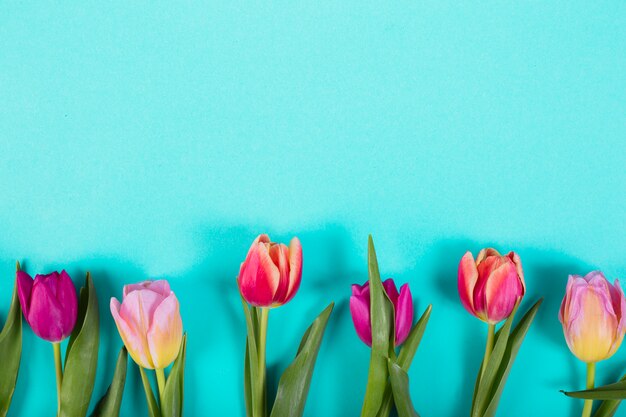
[17,270,78,342]
[350,279,413,346]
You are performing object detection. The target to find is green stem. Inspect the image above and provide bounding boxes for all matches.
[255,307,269,417]
[52,342,63,416]
[480,323,495,379]
[156,368,166,404]
[139,367,156,412]
[582,362,596,417]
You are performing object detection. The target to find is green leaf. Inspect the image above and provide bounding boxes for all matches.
[60,272,100,417]
[471,304,519,417]
[90,347,128,417]
[377,305,432,417]
[591,374,626,417]
[361,235,394,417]
[244,342,253,417]
[397,305,432,371]
[564,380,626,400]
[139,367,161,417]
[269,302,334,417]
[161,334,187,417]
[242,301,261,417]
[479,299,543,417]
[388,361,420,417]
[0,262,22,417]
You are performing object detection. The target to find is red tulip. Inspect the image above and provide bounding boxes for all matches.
[458,248,525,324]
[237,234,302,307]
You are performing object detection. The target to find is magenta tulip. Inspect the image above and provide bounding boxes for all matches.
[16,270,78,342]
[458,248,525,324]
[350,279,413,346]
[110,280,183,370]
[238,234,302,307]
[559,271,626,363]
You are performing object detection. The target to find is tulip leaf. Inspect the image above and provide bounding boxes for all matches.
[60,272,100,417]
[242,301,261,417]
[482,298,542,417]
[361,235,394,417]
[397,305,432,371]
[269,302,334,417]
[388,361,420,417]
[139,367,161,417]
[564,380,626,400]
[470,299,542,417]
[588,374,626,417]
[244,342,253,417]
[377,305,432,417]
[161,333,187,417]
[90,347,128,417]
[0,263,22,417]
[471,304,518,417]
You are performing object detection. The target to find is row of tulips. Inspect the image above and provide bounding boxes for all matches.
[0,234,625,417]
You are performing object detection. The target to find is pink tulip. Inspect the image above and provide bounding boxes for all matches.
[350,279,413,346]
[110,280,183,369]
[559,271,626,363]
[17,270,78,342]
[238,234,302,307]
[458,248,525,324]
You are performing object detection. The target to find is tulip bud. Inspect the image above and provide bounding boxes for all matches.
[559,271,626,363]
[458,248,525,324]
[110,280,183,369]
[238,234,302,308]
[16,270,78,342]
[350,279,413,346]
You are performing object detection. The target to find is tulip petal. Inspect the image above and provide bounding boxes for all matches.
[238,237,279,306]
[57,270,78,339]
[567,288,619,362]
[16,270,34,318]
[352,282,369,297]
[270,243,290,303]
[283,237,303,304]
[610,279,626,335]
[124,280,171,298]
[111,298,154,369]
[507,251,526,293]
[382,279,400,309]
[476,248,500,264]
[458,251,479,315]
[559,275,576,324]
[482,261,522,323]
[147,293,183,369]
[350,293,372,346]
[395,284,413,345]
[119,289,164,336]
[28,278,65,342]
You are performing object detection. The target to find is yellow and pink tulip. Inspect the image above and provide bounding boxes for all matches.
[110,280,183,370]
[559,271,626,363]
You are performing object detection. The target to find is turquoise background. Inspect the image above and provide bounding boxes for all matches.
[1,2,625,416]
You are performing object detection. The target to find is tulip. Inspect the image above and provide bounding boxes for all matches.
[559,271,626,417]
[350,279,413,346]
[16,270,78,342]
[238,234,302,308]
[458,248,525,324]
[17,268,79,414]
[110,280,183,370]
[238,234,302,417]
[559,271,626,363]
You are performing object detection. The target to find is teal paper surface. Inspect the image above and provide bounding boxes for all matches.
[0,2,625,416]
